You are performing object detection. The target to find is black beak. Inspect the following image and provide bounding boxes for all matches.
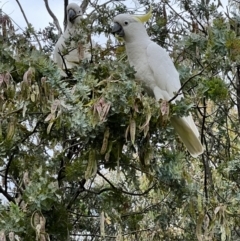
[111,22,124,37]
[68,9,77,23]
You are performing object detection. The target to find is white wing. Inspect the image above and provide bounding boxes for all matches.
[53,29,81,69]
[146,41,203,157]
[146,42,182,101]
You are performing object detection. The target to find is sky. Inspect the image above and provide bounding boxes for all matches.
[1,0,140,47]
[1,0,230,33]
[1,0,65,31]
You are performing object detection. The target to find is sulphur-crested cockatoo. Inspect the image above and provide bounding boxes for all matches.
[53,3,93,72]
[111,9,203,157]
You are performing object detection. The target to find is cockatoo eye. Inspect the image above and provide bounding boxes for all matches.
[124,21,128,25]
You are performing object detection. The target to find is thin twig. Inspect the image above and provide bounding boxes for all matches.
[168,68,205,103]
[15,0,42,50]
[63,0,68,31]
[58,49,72,77]
[200,97,212,203]
[164,0,191,26]
[15,0,30,26]
[72,228,153,238]
[66,179,86,209]
[97,170,157,196]
[235,66,240,122]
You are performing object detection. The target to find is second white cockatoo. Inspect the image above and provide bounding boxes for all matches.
[111,9,203,157]
[53,3,93,72]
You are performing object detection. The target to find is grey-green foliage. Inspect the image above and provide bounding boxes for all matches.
[0,1,240,241]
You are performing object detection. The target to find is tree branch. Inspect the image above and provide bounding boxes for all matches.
[97,171,157,196]
[63,0,68,31]
[164,0,191,26]
[235,66,240,122]
[72,228,153,238]
[4,151,16,192]
[43,0,62,36]
[66,179,86,210]
[0,184,15,203]
[15,0,30,27]
[168,68,205,103]
[15,0,42,50]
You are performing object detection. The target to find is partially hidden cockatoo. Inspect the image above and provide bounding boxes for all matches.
[111,8,204,157]
[53,3,93,73]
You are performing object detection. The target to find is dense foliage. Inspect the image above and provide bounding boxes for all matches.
[0,0,240,240]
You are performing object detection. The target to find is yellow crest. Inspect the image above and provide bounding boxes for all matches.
[133,6,152,23]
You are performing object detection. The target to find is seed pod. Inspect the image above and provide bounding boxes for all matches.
[41,77,49,98]
[30,93,35,102]
[22,102,27,118]
[143,124,149,138]
[100,127,110,155]
[46,121,54,135]
[23,67,35,84]
[100,211,105,238]
[129,117,136,145]
[23,171,30,186]
[92,157,98,177]
[105,141,113,162]
[20,80,30,100]
[8,232,14,241]
[33,212,40,227]
[34,83,40,100]
[125,125,129,141]
[144,146,153,166]
[6,117,16,141]
[7,84,16,99]
[0,231,6,241]
[160,100,169,123]
[85,149,97,179]
[139,107,151,133]
[40,216,46,232]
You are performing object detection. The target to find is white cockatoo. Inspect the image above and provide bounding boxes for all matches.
[53,3,93,73]
[111,9,203,157]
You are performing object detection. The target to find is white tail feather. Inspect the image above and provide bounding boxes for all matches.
[171,116,203,158]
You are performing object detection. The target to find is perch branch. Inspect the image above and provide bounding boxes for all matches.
[43,0,62,35]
